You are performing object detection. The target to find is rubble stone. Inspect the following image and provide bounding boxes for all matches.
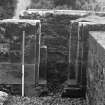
[0,91,8,105]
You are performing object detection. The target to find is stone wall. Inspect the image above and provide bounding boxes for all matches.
[20,9,89,91]
[87,31,105,105]
[0,19,41,96]
[71,16,105,92]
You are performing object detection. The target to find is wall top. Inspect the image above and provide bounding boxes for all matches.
[89,31,105,49]
[71,15,105,26]
[0,19,40,26]
[20,9,89,17]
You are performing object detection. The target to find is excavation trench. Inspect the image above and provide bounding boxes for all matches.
[0,10,105,105]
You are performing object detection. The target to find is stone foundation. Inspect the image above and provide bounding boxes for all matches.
[0,19,41,96]
[20,9,89,89]
[87,31,105,105]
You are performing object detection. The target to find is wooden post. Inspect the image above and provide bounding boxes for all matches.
[35,23,41,86]
[75,24,80,83]
[67,23,72,81]
[22,31,25,96]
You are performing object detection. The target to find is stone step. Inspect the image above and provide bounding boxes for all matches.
[62,87,86,98]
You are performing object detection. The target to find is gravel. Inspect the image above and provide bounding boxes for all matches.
[4,96,87,105]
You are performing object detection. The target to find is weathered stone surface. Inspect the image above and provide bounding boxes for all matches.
[0,19,41,96]
[20,9,88,90]
[71,16,105,90]
[88,31,105,105]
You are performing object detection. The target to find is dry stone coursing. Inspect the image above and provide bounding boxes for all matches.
[20,10,88,90]
[88,31,105,105]
[71,16,105,105]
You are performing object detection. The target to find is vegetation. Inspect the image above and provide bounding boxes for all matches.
[1,0,105,19]
[0,0,16,19]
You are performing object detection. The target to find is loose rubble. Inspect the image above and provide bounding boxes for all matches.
[5,96,87,105]
[0,91,8,105]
